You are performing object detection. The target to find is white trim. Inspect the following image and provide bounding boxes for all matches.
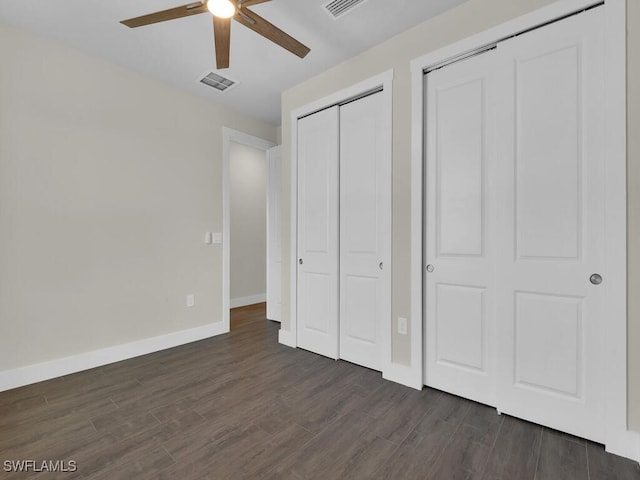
[379,71,394,379]
[266,145,282,322]
[289,117,299,347]
[601,0,640,463]
[410,0,635,462]
[0,322,227,392]
[230,294,267,309]
[383,363,423,390]
[288,70,394,374]
[410,0,605,74]
[290,71,393,124]
[606,430,640,466]
[278,329,296,348]
[222,127,276,333]
[410,43,426,391]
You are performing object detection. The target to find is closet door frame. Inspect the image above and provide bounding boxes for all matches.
[287,70,394,375]
[410,0,633,461]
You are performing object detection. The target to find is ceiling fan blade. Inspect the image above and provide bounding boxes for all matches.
[121,2,208,28]
[239,0,272,7]
[213,16,231,69]
[234,8,310,59]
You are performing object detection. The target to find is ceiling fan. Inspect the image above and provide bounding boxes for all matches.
[120,0,310,69]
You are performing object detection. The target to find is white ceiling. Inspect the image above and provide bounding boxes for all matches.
[0,0,467,124]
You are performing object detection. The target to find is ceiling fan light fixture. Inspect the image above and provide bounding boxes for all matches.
[207,0,236,19]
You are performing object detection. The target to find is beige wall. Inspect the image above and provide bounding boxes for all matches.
[230,142,267,302]
[281,0,640,429]
[0,25,276,371]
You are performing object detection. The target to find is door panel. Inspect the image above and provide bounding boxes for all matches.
[344,275,378,344]
[339,91,390,371]
[435,284,486,372]
[514,45,582,260]
[424,51,498,406]
[303,272,332,333]
[266,146,282,321]
[297,107,339,358]
[437,78,485,257]
[495,8,605,441]
[514,292,583,398]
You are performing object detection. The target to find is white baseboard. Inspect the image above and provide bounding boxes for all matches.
[383,362,423,391]
[0,322,228,392]
[230,294,266,308]
[278,329,296,348]
[606,429,640,463]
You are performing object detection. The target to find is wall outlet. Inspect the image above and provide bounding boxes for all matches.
[212,232,222,245]
[398,317,408,335]
[187,294,195,308]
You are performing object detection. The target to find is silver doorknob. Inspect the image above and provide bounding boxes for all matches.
[590,273,602,285]
[379,262,384,270]
[426,264,434,273]
[299,258,303,265]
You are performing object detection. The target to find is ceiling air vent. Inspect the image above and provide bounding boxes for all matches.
[323,0,370,19]
[199,71,237,92]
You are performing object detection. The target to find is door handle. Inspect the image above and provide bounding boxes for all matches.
[426,264,434,273]
[590,273,602,285]
[299,258,303,265]
[379,262,384,270]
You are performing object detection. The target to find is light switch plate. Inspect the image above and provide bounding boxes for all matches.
[212,232,222,244]
[205,232,213,244]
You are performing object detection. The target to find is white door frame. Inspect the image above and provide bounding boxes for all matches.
[222,127,276,331]
[410,0,636,461]
[286,70,394,373]
[266,145,282,322]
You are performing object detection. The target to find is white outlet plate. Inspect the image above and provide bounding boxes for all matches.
[187,294,195,307]
[205,232,213,244]
[398,317,408,335]
[212,232,222,245]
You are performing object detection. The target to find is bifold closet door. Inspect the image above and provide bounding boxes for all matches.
[339,91,390,371]
[424,6,607,442]
[424,50,499,406]
[494,8,606,442]
[297,106,339,359]
[297,92,390,370]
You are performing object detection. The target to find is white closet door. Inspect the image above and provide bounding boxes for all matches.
[297,107,340,359]
[424,51,499,406]
[266,146,282,322]
[495,8,606,441]
[339,91,391,371]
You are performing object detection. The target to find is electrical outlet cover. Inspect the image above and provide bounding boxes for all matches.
[398,317,408,335]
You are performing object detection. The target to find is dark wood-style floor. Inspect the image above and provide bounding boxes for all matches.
[1,303,638,479]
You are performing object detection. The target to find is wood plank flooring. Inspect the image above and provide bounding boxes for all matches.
[1,303,638,479]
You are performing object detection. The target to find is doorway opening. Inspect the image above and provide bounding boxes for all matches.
[222,128,276,332]
[230,141,268,310]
